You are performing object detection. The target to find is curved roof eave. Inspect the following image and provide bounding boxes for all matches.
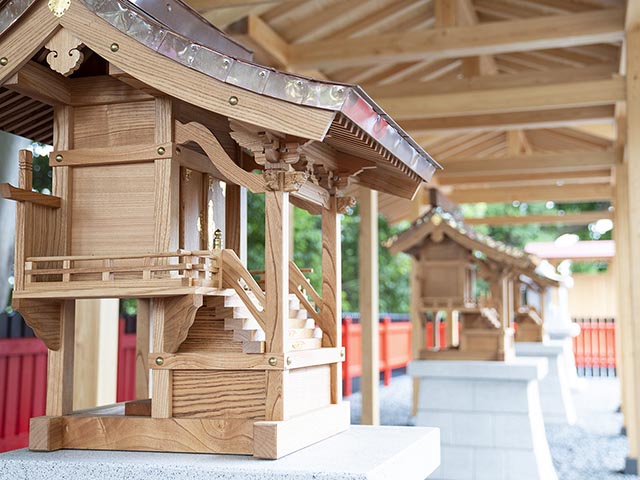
[0,0,441,184]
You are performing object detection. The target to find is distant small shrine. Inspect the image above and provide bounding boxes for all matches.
[514,271,558,343]
[387,205,552,361]
[0,0,440,458]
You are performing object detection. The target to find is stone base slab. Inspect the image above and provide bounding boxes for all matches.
[409,358,557,480]
[0,426,440,480]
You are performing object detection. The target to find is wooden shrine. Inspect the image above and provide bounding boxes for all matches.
[0,0,439,459]
[513,271,558,343]
[387,207,543,362]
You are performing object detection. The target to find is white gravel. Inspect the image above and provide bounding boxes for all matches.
[348,374,633,479]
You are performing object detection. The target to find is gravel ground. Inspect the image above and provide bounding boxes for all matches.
[348,374,633,479]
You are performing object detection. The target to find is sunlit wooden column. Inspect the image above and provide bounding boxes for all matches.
[135,299,150,399]
[620,24,640,473]
[73,299,119,409]
[409,192,424,417]
[321,195,341,404]
[264,188,290,420]
[359,187,379,425]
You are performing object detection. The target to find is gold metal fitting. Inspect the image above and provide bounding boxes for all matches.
[0,57,7,67]
[157,146,166,155]
[340,347,346,359]
[268,357,277,367]
[213,229,223,249]
[155,356,164,366]
[286,357,292,366]
[110,43,120,52]
[55,154,63,163]
[228,96,239,106]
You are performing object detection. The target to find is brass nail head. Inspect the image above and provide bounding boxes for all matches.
[228,96,239,106]
[155,356,164,366]
[55,154,63,163]
[0,57,7,66]
[268,357,277,367]
[286,357,292,366]
[157,146,166,155]
[110,43,119,52]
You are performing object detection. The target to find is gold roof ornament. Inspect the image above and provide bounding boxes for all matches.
[48,0,70,17]
[431,213,442,226]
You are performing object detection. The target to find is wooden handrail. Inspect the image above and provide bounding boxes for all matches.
[0,183,61,208]
[289,261,322,326]
[26,249,215,262]
[220,250,267,333]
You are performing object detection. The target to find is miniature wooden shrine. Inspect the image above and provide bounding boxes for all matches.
[387,206,545,362]
[0,0,439,459]
[513,272,557,343]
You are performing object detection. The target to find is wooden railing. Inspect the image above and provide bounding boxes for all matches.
[288,261,322,324]
[220,250,267,333]
[22,250,221,290]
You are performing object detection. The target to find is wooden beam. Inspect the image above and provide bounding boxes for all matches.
[288,9,625,69]
[4,61,71,105]
[378,77,625,120]
[228,15,289,67]
[403,106,615,134]
[465,211,613,226]
[437,169,613,188]
[358,187,379,426]
[188,0,299,8]
[0,183,62,208]
[363,65,618,99]
[448,183,613,204]
[439,150,620,177]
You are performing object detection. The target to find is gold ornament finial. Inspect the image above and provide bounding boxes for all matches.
[431,213,442,226]
[49,0,71,17]
[213,229,223,249]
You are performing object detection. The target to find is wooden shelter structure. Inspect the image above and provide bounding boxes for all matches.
[387,206,532,361]
[0,0,440,459]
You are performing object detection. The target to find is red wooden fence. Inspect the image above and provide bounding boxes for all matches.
[0,314,620,452]
[0,337,47,452]
[573,317,616,376]
[342,316,446,396]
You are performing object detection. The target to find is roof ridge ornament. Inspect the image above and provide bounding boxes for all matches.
[48,0,70,17]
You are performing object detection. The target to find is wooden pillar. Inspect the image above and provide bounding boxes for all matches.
[136,299,150,399]
[359,188,379,425]
[321,195,341,404]
[73,299,119,409]
[620,26,640,471]
[264,189,290,420]
[409,193,423,416]
[46,300,75,416]
[151,299,171,418]
[225,183,248,263]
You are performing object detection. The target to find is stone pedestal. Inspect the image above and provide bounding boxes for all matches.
[0,426,440,480]
[409,358,557,480]
[546,326,581,389]
[515,341,577,424]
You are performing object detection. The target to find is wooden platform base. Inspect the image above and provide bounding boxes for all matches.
[29,402,350,459]
[419,347,507,361]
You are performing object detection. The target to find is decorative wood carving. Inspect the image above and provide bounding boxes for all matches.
[263,170,308,192]
[163,294,203,353]
[336,196,356,214]
[45,30,84,76]
[13,298,62,350]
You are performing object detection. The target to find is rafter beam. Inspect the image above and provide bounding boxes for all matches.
[436,169,612,187]
[464,211,613,226]
[287,9,625,69]
[228,15,289,67]
[439,150,620,178]
[404,106,615,135]
[4,61,71,105]
[448,183,613,204]
[378,77,625,120]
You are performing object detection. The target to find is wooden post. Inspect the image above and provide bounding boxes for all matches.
[73,299,119,409]
[46,300,75,416]
[136,299,151,399]
[151,298,171,418]
[620,25,640,472]
[359,187,379,425]
[264,189,289,420]
[342,316,352,397]
[13,150,32,293]
[321,195,341,404]
[225,183,248,263]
